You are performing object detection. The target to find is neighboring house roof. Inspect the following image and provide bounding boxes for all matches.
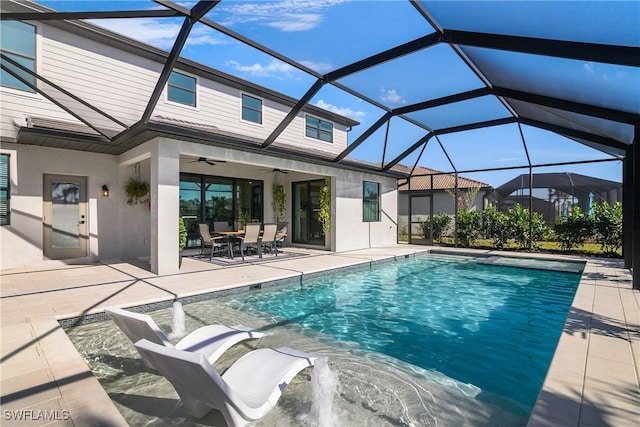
[395,165,492,192]
[494,173,621,200]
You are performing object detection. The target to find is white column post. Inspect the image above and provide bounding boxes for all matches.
[150,140,180,275]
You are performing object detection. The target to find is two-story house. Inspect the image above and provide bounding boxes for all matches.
[0,1,402,274]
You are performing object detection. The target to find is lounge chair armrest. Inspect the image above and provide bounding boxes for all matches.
[230,325,273,337]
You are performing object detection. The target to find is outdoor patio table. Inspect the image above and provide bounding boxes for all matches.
[214,231,245,259]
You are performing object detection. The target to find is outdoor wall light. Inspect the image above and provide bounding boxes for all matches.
[101,185,110,198]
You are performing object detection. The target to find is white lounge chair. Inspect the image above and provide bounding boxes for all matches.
[104,306,270,368]
[135,338,317,427]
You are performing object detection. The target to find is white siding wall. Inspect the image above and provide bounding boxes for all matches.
[2,20,349,154]
[0,23,70,140]
[41,24,160,129]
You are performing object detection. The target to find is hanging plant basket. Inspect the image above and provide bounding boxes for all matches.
[124,177,150,205]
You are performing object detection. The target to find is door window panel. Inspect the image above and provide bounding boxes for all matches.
[50,180,81,249]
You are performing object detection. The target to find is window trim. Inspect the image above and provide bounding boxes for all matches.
[0,20,37,93]
[241,93,263,125]
[305,114,334,143]
[166,70,197,108]
[0,154,10,226]
[362,181,380,223]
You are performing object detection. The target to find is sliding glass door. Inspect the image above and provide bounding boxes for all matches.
[180,173,263,248]
[292,180,324,246]
[205,178,233,225]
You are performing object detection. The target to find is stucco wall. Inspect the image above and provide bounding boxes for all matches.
[334,171,398,252]
[0,143,122,270]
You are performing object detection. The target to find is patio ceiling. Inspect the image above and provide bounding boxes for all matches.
[2,0,638,177]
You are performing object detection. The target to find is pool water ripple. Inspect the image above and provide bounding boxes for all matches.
[217,254,581,415]
[67,253,582,426]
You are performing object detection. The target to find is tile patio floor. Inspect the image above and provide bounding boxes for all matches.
[0,245,638,426]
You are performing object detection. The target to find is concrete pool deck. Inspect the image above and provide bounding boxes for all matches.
[1,245,638,426]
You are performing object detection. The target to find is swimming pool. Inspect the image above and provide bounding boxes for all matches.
[218,254,582,411]
[67,253,583,426]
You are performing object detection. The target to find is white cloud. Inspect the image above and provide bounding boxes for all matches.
[219,0,347,32]
[298,60,334,73]
[267,13,323,32]
[89,18,224,50]
[583,62,595,75]
[314,99,366,121]
[380,87,405,105]
[225,59,296,78]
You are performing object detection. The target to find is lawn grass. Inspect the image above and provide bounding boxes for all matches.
[398,236,622,258]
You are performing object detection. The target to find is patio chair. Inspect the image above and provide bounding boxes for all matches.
[104,306,271,369]
[275,222,288,247]
[198,223,227,260]
[261,223,278,256]
[135,338,317,426]
[213,221,231,233]
[239,223,261,261]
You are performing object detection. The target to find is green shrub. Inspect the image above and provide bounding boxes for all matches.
[432,212,452,242]
[178,217,188,251]
[482,205,510,249]
[418,217,432,240]
[456,209,482,247]
[554,206,593,251]
[508,204,549,250]
[593,201,622,254]
[416,213,452,242]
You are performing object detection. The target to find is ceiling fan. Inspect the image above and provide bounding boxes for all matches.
[260,168,289,174]
[187,157,225,166]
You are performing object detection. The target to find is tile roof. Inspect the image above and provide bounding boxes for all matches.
[395,165,492,191]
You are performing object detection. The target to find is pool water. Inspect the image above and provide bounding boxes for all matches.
[217,254,582,414]
[66,253,583,426]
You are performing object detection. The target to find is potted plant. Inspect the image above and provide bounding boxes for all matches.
[178,217,188,268]
[271,183,286,222]
[124,177,150,205]
[237,209,251,231]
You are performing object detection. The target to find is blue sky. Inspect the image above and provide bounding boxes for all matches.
[36,0,635,188]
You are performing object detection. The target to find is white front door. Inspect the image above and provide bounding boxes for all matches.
[43,174,88,260]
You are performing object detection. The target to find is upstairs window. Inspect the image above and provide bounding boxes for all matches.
[242,94,262,124]
[0,21,36,92]
[305,115,333,143]
[0,154,10,225]
[167,71,196,106]
[363,181,380,222]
